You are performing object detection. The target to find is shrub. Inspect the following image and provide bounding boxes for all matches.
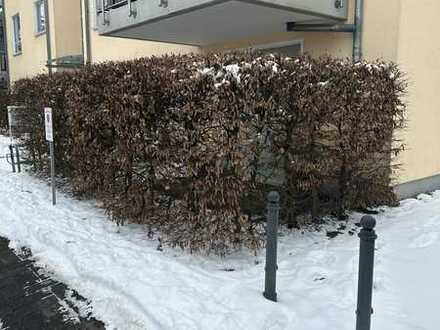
[0,89,9,132]
[9,53,406,253]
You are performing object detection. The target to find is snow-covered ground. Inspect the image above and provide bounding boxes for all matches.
[0,135,439,330]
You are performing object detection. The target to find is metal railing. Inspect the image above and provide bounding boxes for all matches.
[96,0,138,24]
[96,0,138,13]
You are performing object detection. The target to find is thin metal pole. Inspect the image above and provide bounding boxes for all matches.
[15,145,21,173]
[80,0,85,63]
[101,0,109,25]
[286,22,355,33]
[83,0,92,64]
[44,0,53,75]
[353,0,364,62]
[9,145,15,173]
[1,0,11,89]
[356,215,377,330]
[49,141,56,205]
[263,191,280,302]
[128,0,136,17]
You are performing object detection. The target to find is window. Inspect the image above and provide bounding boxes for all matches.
[254,40,303,57]
[234,40,304,58]
[0,54,7,72]
[35,1,46,34]
[12,14,22,55]
[0,23,5,53]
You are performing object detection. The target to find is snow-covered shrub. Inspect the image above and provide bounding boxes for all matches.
[9,53,406,253]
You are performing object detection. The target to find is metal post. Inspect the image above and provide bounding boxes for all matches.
[9,145,16,173]
[353,0,364,62]
[1,1,11,89]
[49,141,56,205]
[128,0,137,17]
[101,0,109,25]
[15,145,21,173]
[83,0,92,64]
[356,215,377,330]
[263,191,280,302]
[43,0,53,75]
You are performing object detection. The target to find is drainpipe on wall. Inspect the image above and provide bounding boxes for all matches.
[1,0,10,89]
[286,23,355,33]
[286,0,364,62]
[44,0,53,75]
[81,0,92,64]
[80,0,85,63]
[352,0,363,62]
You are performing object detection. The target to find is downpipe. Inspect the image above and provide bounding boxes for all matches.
[286,0,364,62]
[44,0,53,75]
[353,0,364,62]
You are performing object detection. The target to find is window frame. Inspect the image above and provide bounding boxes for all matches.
[251,40,304,56]
[12,13,22,56]
[0,53,7,72]
[34,0,46,36]
[231,39,304,57]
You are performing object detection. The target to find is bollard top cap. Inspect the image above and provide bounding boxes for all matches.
[268,191,280,203]
[360,215,376,230]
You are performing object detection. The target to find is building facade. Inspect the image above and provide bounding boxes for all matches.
[3,0,198,82]
[3,0,83,81]
[3,0,440,198]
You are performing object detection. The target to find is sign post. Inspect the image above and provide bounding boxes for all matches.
[45,107,56,205]
[7,106,13,142]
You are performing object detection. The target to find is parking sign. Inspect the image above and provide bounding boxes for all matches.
[44,107,53,142]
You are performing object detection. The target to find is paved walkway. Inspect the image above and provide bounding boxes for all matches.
[0,238,105,330]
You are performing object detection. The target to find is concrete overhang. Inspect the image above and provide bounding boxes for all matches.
[97,0,349,46]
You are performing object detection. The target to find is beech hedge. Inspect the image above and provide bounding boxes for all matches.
[7,53,406,253]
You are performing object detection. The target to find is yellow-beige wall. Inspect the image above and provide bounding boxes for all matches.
[52,0,82,59]
[395,0,440,183]
[86,31,199,63]
[5,0,197,83]
[4,0,83,82]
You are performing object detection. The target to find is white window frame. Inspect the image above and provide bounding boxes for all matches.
[12,14,22,55]
[34,0,46,36]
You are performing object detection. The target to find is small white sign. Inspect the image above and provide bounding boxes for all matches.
[7,107,13,126]
[44,107,53,142]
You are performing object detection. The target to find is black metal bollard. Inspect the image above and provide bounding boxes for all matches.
[263,191,280,302]
[356,215,378,330]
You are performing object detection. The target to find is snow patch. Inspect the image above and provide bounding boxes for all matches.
[65,289,94,319]
[57,297,81,325]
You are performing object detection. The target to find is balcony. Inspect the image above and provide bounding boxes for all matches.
[96,0,349,46]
